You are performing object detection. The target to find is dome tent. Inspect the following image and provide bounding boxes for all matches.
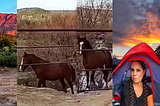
[112,43,160,106]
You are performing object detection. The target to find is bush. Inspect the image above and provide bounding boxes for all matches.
[0,46,17,67]
[0,38,12,48]
[9,52,17,67]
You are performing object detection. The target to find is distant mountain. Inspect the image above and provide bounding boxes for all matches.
[17,7,50,12]
[0,13,17,36]
[17,7,76,13]
[113,57,121,65]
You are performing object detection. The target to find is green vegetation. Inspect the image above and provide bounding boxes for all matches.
[0,33,17,67]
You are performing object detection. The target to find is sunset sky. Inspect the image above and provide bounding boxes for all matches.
[0,0,17,13]
[113,0,160,59]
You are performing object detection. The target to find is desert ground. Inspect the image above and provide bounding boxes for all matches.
[17,85,112,106]
[17,69,112,106]
[0,67,17,106]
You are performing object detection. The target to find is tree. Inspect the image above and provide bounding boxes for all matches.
[155,45,160,60]
[0,38,11,48]
[77,0,112,28]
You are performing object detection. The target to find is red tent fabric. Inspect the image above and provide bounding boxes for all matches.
[113,43,160,74]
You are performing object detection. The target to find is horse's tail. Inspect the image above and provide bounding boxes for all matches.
[70,65,76,84]
[103,50,112,66]
[103,50,113,83]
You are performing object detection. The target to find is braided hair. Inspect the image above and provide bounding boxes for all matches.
[129,60,148,106]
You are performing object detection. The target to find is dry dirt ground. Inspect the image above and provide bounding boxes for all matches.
[0,67,17,106]
[17,85,112,106]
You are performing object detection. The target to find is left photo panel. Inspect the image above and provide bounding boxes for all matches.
[0,0,17,106]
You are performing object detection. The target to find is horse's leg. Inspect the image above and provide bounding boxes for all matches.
[86,71,89,89]
[107,70,112,86]
[42,80,46,87]
[60,78,67,93]
[38,79,42,87]
[91,70,96,85]
[102,70,108,88]
[68,80,74,94]
[65,77,74,94]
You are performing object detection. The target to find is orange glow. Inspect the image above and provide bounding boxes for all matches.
[122,10,160,47]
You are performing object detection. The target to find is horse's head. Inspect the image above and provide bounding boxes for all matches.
[19,52,32,72]
[77,35,92,55]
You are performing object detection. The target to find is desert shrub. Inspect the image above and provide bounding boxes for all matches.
[0,45,17,67]
[0,38,12,48]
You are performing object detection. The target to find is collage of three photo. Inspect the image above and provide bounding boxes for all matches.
[0,0,160,106]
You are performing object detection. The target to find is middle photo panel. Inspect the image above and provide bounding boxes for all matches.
[17,0,113,106]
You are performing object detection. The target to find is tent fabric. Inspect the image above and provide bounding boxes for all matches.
[113,43,160,74]
[112,43,160,105]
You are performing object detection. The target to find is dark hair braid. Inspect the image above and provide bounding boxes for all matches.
[143,75,148,106]
[129,78,134,106]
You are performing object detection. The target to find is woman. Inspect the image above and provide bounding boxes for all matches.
[120,60,154,106]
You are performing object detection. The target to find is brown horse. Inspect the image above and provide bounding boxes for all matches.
[77,36,112,89]
[20,52,76,94]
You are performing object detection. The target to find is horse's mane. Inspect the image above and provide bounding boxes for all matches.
[85,39,93,49]
[30,54,50,63]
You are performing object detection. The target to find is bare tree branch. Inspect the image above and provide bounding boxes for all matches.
[77,0,112,29]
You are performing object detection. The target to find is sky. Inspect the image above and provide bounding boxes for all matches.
[0,0,17,14]
[17,0,77,10]
[113,0,160,59]
[17,0,112,10]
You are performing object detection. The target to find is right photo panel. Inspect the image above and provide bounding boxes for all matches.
[113,0,160,106]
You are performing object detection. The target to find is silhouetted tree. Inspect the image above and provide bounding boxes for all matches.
[155,45,160,60]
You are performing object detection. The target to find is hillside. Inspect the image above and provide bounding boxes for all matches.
[17,7,77,29]
[0,13,17,35]
[17,7,50,12]
[0,33,17,45]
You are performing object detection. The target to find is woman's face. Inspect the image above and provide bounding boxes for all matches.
[130,61,146,84]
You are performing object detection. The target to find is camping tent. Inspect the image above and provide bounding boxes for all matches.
[112,43,160,106]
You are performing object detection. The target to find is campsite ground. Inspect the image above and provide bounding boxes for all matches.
[17,85,112,106]
[0,67,17,106]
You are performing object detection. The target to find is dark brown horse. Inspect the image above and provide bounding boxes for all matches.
[77,36,112,89]
[20,52,76,94]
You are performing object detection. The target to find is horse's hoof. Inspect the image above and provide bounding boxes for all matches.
[86,88,89,90]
